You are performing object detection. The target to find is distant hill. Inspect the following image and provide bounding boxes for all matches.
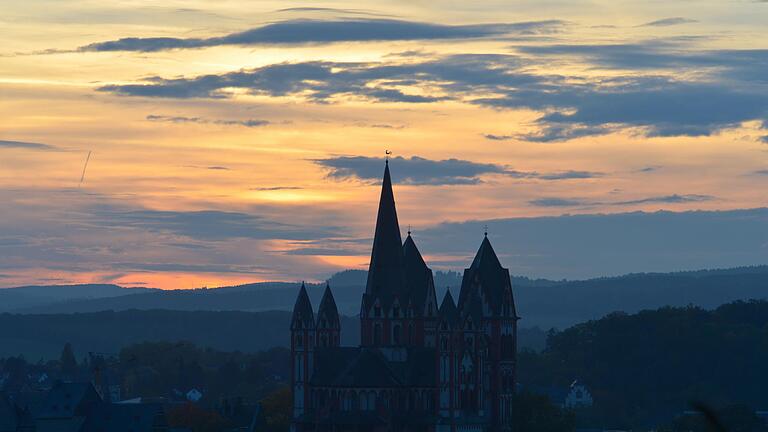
[8,266,768,329]
[0,310,546,359]
[0,284,156,312]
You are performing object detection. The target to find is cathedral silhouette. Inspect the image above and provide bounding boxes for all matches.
[291,161,519,432]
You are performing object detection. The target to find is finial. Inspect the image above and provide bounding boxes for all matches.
[385,149,392,162]
[483,224,488,237]
[407,224,411,235]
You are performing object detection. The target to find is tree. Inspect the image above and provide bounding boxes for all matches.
[167,402,231,432]
[670,404,768,432]
[260,386,292,432]
[512,391,575,432]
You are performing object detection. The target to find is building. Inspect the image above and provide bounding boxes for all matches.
[564,381,593,409]
[290,161,519,432]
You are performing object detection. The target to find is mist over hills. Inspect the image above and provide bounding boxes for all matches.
[2,266,767,329]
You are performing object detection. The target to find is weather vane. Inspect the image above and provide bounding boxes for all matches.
[385,149,392,162]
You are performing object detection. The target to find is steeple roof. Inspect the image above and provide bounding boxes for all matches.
[458,235,516,318]
[438,289,459,325]
[470,235,503,271]
[317,283,340,329]
[365,161,406,303]
[403,233,434,313]
[291,282,315,330]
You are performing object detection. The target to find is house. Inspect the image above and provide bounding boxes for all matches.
[564,381,593,409]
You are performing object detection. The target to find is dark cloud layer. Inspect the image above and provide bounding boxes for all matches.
[0,140,57,150]
[314,155,601,185]
[639,17,698,27]
[100,47,768,139]
[146,114,269,127]
[529,194,715,207]
[88,208,338,241]
[79,19,565,52]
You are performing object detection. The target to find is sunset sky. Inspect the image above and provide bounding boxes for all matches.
[1,0,767,288]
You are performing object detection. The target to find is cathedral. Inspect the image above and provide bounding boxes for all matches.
[290,161,519,432]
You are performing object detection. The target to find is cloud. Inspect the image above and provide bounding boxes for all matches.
[182,165,231,171]
[79,19,566,52]
[638,166,660,173]
[146,114,269,127]
[517,124,614,142]
[0,139,58,150]
[99,54,542,101]
[753,169,768,176]
[529,198,592,207]
[528,194,715,207]
[250,186,304,191]
[315,155,602,185]
[639,17,698,27]
[615,194,714,205]
[87,208,339,241]
[483,134,514,141]
[537,170,603,180]
[316,155,507,185]
[101,49,768,139]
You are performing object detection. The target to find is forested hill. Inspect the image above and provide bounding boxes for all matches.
[518,299,768,428]
[6,266,768,329]
[0,310,546,359]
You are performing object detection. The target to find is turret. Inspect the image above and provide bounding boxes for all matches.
[316,283,340,348]
[457,235,518,430]
[290,283,315,421]
[437,289,459,419]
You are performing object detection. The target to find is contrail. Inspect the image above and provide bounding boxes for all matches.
[79,151,91,187]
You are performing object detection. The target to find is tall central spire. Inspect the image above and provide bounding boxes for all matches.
[365,160,406,297]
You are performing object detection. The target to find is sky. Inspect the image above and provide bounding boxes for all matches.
[1,0,767,289]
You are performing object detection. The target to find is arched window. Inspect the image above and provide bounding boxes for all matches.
[393,324,402,345]
[408,323,414,345]
[374,323,382,345]
[296,334,303,348]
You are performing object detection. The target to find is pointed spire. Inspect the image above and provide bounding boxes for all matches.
[458,235,513,317]
[470,235,502,270]
[317,283,340,329]
[365,161,406,299]
[291,282,315,330]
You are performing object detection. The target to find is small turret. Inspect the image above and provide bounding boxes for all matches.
[290,283,315,420]
[316,283,340,347]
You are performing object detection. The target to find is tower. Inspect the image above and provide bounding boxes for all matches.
[437,290,459,421]
[316,283,340,348]
[290,283,315,424]
[360,160,407,348]
[458,235,519,431]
